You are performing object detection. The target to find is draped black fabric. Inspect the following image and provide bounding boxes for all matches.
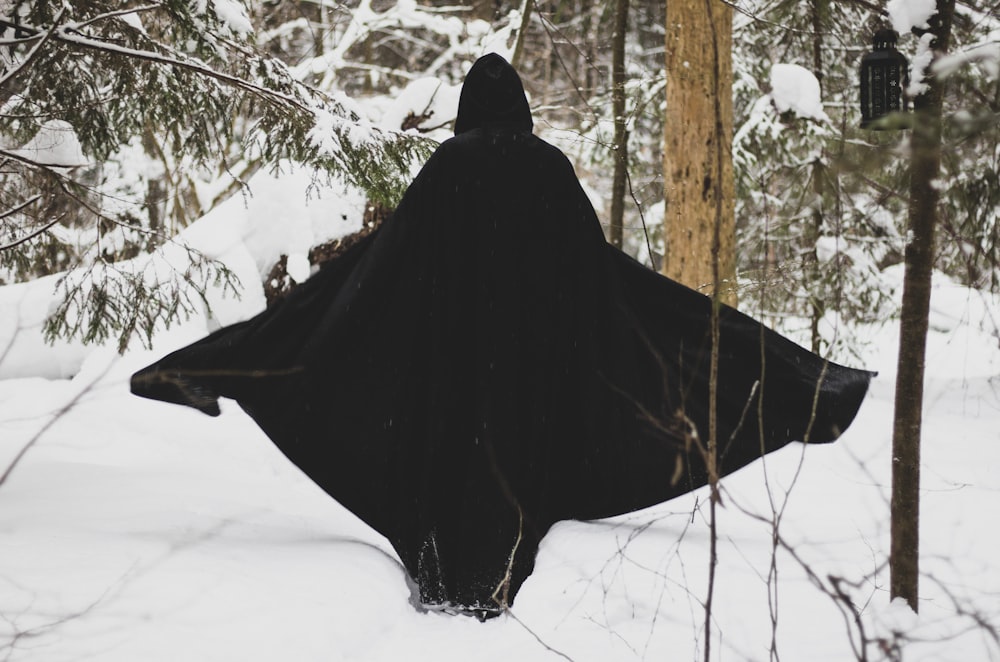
[132,53,873,619]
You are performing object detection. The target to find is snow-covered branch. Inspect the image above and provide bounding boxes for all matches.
[4,15,313,114]
[0,7,66,91]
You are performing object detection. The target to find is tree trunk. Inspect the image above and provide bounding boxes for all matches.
[509,0,534,71]
[663,2,733,659]
[609,0,629,249]
[890,0,955,613]
[808,0,825,354]
[662,0,736,306]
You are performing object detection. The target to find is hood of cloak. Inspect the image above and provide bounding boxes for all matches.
[453,53,533,135]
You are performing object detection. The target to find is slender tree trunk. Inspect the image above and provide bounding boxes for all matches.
[510,0,534,70]
[663,0,736,306]
[890,0,955,613]
[609,0,629,248]
[808,0,825,354]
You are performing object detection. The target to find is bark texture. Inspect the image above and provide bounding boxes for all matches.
[609,0,629,249]
[890,0,955,613]
[662,0,736,305]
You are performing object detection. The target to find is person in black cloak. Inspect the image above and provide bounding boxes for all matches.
[132,53,874,620]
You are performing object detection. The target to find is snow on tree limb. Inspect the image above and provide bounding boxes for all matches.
[887,0,936,34]
[0,0,431,351]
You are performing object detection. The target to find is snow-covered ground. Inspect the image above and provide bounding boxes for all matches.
[1,169,998,660]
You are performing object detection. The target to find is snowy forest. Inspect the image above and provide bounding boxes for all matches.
[1,0,999,660]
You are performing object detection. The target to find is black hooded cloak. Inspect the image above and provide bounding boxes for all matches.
[132,53,873,619]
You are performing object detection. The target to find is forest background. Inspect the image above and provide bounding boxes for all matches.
[0,0,1000,360]
[2,0,998,359]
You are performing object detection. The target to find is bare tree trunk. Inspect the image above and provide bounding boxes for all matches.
[808,0,825,354]
[609,0,629,248]
[890,0,955,613]
[662,1,733,659]
[663,0,736,306]
[510,0,534,70]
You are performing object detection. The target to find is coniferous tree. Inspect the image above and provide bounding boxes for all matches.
[0,1,434,351]
[732,0,999,360]
[732,0,902,359]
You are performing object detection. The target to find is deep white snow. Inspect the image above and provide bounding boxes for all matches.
[2,162,999,662]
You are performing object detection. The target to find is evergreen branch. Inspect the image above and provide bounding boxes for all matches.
[0,194,41,221]
[46,175,189,248]
[0,7,67,93]
[0,146,86,171]
[2,14,325,119]
[210,159,264,210]
[0,211,63,253]
[7,13,414,173]
[48,26,313,114]
[65,4,161,33]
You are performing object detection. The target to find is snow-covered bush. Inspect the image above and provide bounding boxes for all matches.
[0,0,440,349]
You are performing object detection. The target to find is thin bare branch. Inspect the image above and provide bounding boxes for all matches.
[0,356,113,489]
[0,213,64,252]
[0,195,41,221]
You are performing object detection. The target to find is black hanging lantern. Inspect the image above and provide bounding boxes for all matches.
[860,29,909,129]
